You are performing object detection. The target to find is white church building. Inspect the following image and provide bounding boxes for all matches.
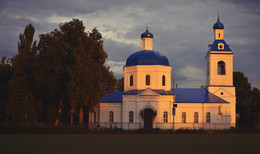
[89,16,236,130]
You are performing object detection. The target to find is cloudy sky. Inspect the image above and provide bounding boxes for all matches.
[0,0,259,89]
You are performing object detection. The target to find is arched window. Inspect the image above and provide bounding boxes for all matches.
[129,111,134,123]
[109,111,114,123]
[94,111,97,123]
[162,75,165,86]
[206,112,211,123]
[146,75,150,86]
[182,112,186,123]
[194,112,198,123]
[217,61,225,75]
[130,75,133,86]
[163,112,168,123]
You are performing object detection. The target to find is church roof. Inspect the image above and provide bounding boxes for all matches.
[124,89,173,95]
[101,91,123,103]
[141,28,153,38]
[213,17,224,29]
[173,88,228,103]
[208,40,232,52]
[100,88,228,103]
[125,50,170,67]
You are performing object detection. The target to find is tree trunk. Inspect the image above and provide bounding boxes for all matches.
[70,107,74,127]
[55,99,63,127]
[79,105,84,127]
[25,94,28,120]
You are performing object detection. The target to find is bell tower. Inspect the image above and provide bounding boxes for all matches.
[206,15,236,127]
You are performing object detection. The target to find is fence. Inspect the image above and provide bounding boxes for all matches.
[89,122,231,130]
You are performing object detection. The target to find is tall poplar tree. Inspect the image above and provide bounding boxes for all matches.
[7,24,38,125]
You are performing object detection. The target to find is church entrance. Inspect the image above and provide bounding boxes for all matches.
[143,108,155,129]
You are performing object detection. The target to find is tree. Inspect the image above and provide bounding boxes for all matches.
[65,20,117,126]
[37,19,117,127]
[0,56,12,124]
[7,24,38,126]
[233,71,260,128]
[36,27,70,125]
[251,87,260,107]
[233,72,252,112]
[116,77,124,91]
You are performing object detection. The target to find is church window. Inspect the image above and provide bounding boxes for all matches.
[146,75,150,86]
[182,112,186,123]
[163,112,168,123]
[130,75,133,86]
[218,43,224,50]
[109,111,114,123]
[162,75,166,86]
[194,112,198,123]
[94,111,96,123]
[206,112,211,123]
[129,111,134,123]
[217,61,226,75]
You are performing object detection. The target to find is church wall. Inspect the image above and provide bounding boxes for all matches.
[215,29,224,40]
[174,103,231,129]
[208,86,236,127]
[123,94,174,129]
[208,54,233,86]
[124,65,172,92]
[99,103,122,123]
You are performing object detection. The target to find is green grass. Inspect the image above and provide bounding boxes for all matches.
[0,134,260,154]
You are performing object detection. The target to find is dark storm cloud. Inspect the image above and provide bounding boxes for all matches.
[0,0,259,88]
[219,0,260,15]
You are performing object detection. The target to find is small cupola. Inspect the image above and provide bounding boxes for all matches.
[213,16,224,29]
[213,14,224,40]
[141,27,154,38]
[141,27,153,50]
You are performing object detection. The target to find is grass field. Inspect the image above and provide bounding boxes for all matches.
[0,134,260,154]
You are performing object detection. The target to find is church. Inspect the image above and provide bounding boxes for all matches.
[89,16,236,130]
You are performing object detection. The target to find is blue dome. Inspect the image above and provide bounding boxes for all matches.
[213,18,224,29]
[141,29,153,38]
[125,50,170,67]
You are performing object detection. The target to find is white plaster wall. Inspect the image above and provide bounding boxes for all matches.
[124,65,172,92]
[215,29,224,40]
[207,54,234,86]
[142,38,153,50]
[99,103,122,123]
[174,103,231,129]
[208,86,236,127]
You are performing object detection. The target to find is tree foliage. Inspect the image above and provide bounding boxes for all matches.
[7,24,38,125]
[1,19,117,127]
[0,57,12,123]
[116,77,124,91]
[233,72,260,128]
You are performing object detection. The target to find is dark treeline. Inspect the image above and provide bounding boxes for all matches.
[0,19,117,127]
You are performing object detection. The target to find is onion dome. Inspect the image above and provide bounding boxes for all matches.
[141,27,153,38]
[125,50,169,67]
[213,17,224,29]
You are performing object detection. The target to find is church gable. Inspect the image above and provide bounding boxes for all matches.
[138,88,160,96]
[212,87,234,97]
